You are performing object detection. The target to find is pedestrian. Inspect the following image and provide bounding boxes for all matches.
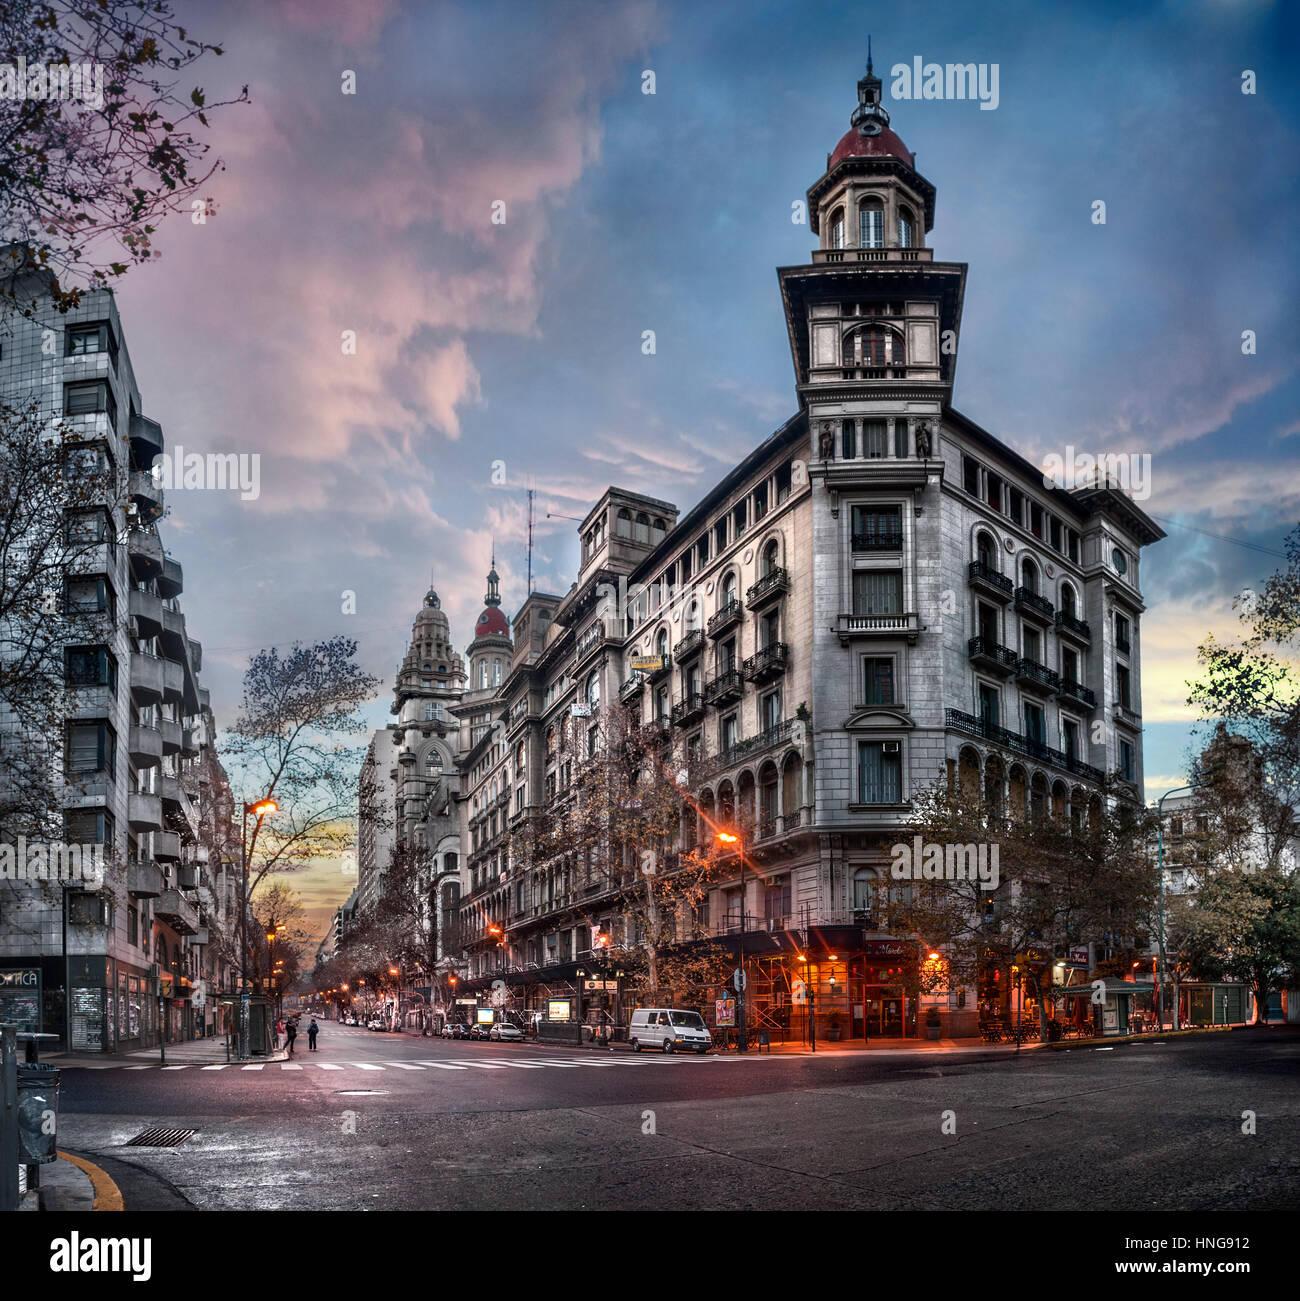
[285,1018,297,1056]
[307,1018,319,1051]
[275,1017,284,1050]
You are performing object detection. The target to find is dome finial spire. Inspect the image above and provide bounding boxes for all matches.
[867,33,872,75]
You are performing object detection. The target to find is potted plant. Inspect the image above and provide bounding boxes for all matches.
[924,1007,942,1041]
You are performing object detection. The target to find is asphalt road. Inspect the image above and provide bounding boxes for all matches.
[53,1025,1300,1211]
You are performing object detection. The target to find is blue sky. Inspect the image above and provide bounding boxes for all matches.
[104,0,1299,929]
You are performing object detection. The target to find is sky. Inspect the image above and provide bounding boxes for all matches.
[101,0,1300,937]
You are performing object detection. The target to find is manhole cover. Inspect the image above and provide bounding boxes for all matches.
[125,1127,196,1147]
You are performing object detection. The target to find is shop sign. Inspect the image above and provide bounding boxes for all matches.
[1067,947,1089,967]
[0,967,39,988]
[861,940,915,958]
[583,980,617,991]
[715,999,736,1027]
[630,655,664,673]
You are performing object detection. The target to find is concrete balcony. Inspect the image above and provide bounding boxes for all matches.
[157,774,196,827]
[128,792,163,832]
[127,529,163,580]
[187,927,210,946]
[175,863,198,890]
[180,726,199,758]
[128,413,164,463]
[159,604,187,657]
[126,859,163,898]
[161,657,184,704]
[128,469,164,522]
[153,888,198,935]
[130,652,164,705]
[128,723,163,768]
[159,718,182,755]
[1115,704,1143,731]
[188,638,202,673]
[129,588,163,638]
[153,831,182,862]
[835,611,920,645]
[158,556,183,598]
[811,247,934,266]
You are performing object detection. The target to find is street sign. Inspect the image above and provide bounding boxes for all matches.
[732,968,747,993]
[630,654,664,673]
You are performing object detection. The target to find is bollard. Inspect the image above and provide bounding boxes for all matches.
[1,1024,18,1213]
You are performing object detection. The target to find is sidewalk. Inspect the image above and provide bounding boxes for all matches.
[43,1037,289,1067]
[19,1151,114,1212]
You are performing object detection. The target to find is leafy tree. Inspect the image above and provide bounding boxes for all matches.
[1,0,246,312]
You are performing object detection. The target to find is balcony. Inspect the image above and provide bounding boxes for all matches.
[1115,704,1142,731]
[704,719,796,777]
[180,726,199,758]
[1055,612,1091,644]
[1058,679,1096,710]
[129,588,163,638]
[128,413,164,463]
[643,716,672,747]
[742,642,789,684]
[836,611,920,644]
[671,692,706,727]
[158,556,183,599]
[127,792,162,832]
[153,831,182,862]
[130,652,164,704]
[159,718,182,755]
[126,859,163,898]
[968,637,1016,676]
[746,568,790,609]
[852,532,903,553]
[153,888,198,935]
[1016,658,1061,695]
[160,604,187,657]
[619,675,644,703]
[187,927,210,946]
[707,600,744,639]
[128,723,163,768]
[162,657,184,704]
[1014,587,1055,625]
[175,863,198,890]
[129,469,164,521]
[703,668,743,707]
[675,629,704,661]
[945,708,1104,783]
[127,529,163,579]
[811,247,934,265]
[968,561,1013,601]
[575,623,612,665]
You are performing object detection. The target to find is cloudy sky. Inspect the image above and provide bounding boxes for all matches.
[105,0,1300,935]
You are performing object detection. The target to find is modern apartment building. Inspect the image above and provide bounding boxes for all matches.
[437,59,1163,1040]
[0,265,233,1050]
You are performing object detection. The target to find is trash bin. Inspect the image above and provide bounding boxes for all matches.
[16,1063,60,1164]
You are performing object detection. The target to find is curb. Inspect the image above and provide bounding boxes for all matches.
[55,1150,124,1211]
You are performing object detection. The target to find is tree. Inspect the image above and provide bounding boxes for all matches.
[252,879,309,1003]
[1,0,247,312]
[0,395,130,849]
[222,637,379,946]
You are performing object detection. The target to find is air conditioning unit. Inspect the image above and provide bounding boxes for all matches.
[882,741,900,754]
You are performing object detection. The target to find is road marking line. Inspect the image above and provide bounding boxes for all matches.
[201,1065,229,1070]
[493,1061,546,1069]
[316,1064,344,1070]
[446,1061,508,1070]
[281,1063,303,1070]
[351,1063,385,1070]
[241,1064,264,1070]
[123,1065,153,1070]
[160,1065,188,1070]
[413,1061,468,1070]
[385,1063,425,1070]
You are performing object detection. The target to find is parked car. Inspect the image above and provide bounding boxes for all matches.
[629,1008,712,1054]
[442,1022,468,1039]
[489,1023,524,1042]
[469,1024,494,1040]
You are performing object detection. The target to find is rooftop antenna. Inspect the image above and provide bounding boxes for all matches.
[867,34,872,74]
[527,486,535,594]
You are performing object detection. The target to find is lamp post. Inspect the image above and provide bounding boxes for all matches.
[717,830,747,1052]
[239,797,278,1059]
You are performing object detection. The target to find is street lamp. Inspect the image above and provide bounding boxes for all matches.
[797,953,815,1053]
[716,829,748,1052]
[239,797,278,1059]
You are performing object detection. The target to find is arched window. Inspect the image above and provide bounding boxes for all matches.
[720,573,737,609]
[762,538,780,576]
[479,660,488,689]
[1021,558,1038,593]
[898,205,914,248]
[616,509,633,539]
[634,513,650,544]
[425,750,442,775]
[829,206,845,249]
[976,532,996,570]
[656,627,669,658]
[858,198,884,249]
[492,658,502,686]
[651,518,666,545]
[685,600,701,633]
[843,325,904,369]
[585,670,600,709]
[1061,584,1077,619]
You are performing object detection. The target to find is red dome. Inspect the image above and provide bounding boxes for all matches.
[829,125,914,171]
[474,606,510,637]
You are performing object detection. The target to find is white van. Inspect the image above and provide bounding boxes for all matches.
[629,1008,712,1054]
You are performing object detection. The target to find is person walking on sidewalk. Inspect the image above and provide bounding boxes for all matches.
[284,1018,297,1056]
[274,1017,284,1050]
[307,1018,319,1051]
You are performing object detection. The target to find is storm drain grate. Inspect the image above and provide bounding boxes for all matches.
[125,1126,196,1147]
